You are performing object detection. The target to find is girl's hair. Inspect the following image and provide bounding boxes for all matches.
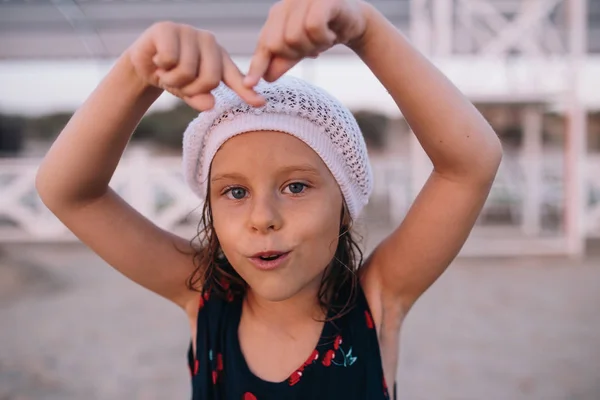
[186,184,364,321]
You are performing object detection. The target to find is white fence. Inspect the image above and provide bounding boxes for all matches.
[1,148,599,249]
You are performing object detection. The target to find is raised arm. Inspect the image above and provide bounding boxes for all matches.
[353,3,502,312]
[243,0,502,316]
[36,22,262,312]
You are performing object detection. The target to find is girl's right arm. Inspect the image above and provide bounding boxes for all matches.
[35,22,262,312]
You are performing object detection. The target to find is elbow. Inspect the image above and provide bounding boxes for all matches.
[474,131,503,185]
[35,165,56,211]
[437,129,503,186]
[35,161,67,213]
[486,133,503,172]
[489,132,504,170]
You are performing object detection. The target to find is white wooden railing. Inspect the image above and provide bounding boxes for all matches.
[1,148,599,244]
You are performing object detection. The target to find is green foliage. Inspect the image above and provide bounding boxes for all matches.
[6,102,392,153]
[2,101,198,150]
[0,114,26,155]
[134,101,198,148]
[352,110,389,150]
[25,112,73,141]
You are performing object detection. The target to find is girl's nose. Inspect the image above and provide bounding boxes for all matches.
[247,194,283,234]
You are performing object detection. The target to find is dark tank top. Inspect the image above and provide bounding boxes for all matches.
[187,279,396,400]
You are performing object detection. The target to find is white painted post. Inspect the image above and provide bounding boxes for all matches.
[410,0,432,55]
[409,0,434,199]
[564,0,588,257]
[409,131,432,199]
[521,105,543,236]
[126,147,154,219]
[433,0,453,56]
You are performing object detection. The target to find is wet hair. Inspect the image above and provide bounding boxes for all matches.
[185,183,364,322]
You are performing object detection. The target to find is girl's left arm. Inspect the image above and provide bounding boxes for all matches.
[355,3,502,313]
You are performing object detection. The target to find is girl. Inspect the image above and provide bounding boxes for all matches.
[36,0,502,398]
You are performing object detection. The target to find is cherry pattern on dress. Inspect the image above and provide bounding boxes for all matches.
[288,349,320,386]
[383,376,391,399]
[191,277,394,399]
[365,310,374,329]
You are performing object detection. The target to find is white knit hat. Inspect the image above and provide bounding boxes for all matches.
[182,76,373,219]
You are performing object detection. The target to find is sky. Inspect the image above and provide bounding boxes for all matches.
[1,55,599,117]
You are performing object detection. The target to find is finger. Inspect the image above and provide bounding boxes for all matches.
[284,0,315,54]
[180,32,223,97]
[151,22,180,70]
[244,46,272,88]
[128,40,158,86]
[244,3,292,87]
[305,2,337,48]
[157,27,199,88]
[184,93,217,111]
[222,50,265,107]
[263,56,300,83]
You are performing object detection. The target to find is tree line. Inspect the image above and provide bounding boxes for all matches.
[0,102,390,156]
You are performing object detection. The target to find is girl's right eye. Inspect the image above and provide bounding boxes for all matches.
[225,187,247,200]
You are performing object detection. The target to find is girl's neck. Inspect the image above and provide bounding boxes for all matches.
[243,280,325,335]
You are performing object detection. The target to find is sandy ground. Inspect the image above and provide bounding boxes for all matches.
[0,242,599,400]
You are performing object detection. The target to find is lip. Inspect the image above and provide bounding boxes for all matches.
[248,251,291,271]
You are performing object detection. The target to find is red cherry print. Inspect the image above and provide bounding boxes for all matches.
[203,290,210,302]
[194,359,199,375]
[288,370,302,386]
[333,335,343,350]
[322,349,335,367]
[220,276,231,290]
[224,281,231,290]
[216,353,224,371]
[365,310,374,329]
[212,370,218,384]
[198,294,205,309]
[243,393,257,400]
[383,376,391,398]
[303,349,319,366]
[226,291,235,302]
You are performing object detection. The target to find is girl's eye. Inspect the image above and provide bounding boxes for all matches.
[285,183,307,195]
[226,187,247,200]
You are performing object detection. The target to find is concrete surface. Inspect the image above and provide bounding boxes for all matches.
[0,243,599,400]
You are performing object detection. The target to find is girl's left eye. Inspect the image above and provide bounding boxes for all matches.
[225,187,247,200]
[284,183,307,194]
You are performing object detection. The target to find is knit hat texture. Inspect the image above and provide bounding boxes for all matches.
[182,75,373,219]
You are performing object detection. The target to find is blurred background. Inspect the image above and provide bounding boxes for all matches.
[0,0,599,399]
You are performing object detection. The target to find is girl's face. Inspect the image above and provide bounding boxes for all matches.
[209,130,343,302]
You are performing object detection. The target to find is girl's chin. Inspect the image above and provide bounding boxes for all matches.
[247,283,301,303]
[246,278,317,303]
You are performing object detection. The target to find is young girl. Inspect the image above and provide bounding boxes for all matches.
[36,0,502,398]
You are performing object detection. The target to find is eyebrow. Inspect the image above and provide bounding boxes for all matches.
[211,164,322,183]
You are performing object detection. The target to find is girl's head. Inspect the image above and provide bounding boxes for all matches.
[182,76,373,315]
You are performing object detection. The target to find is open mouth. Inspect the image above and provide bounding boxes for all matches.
[258,254,282,261]
[249,251,291,270]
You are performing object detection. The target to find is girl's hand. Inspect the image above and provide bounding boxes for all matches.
[244,0,369,86]
[127,21,265,111]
